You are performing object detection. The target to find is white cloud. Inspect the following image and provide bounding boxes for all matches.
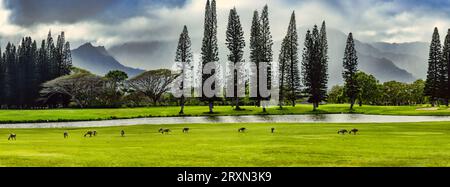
[0,0,449,49]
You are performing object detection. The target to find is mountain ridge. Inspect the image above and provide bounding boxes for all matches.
[71,42,145,78]
[307,28,416,85]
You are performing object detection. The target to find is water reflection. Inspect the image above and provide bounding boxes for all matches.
[3,114,450,129]
[309,114,328,121]
[205,116,220,123]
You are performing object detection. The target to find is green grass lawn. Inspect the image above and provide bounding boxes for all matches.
[0,122,449,166]
[1,104,450,123]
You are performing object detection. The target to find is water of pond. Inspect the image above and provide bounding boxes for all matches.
[2,114,450,129]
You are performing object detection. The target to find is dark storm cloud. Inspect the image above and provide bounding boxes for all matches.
[282,0,450,17]
[4,0,186,26]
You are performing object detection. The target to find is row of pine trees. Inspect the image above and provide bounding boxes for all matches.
[424,28,450,106]
[0,1,442,111]
[175,1,450,111]
[175,1,330,112]
[173,1,450,112]
[0,31,72,108]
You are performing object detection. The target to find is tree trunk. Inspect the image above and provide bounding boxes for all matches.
[350,99,355,110]
[292,100,295,107]
[262,101,267,112]
[235,97,241,110]
[359,100,362,107]
[73,98,83,108]
[179,96,185,114]
[313,102,317,111]
[279,76,284,110]
[209,101,214,113]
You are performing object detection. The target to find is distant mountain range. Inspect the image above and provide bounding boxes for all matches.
[370,42,429,79]
[71,43,145,77]
[72,28,429,85]
[321,28,420,86]
[108,41,177,71]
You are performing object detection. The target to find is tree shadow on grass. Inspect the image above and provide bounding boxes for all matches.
[202,111,221,115]
[233,108,250,111]
[348,109,357,114]
[310,109,328,114]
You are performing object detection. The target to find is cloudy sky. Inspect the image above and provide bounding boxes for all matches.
[1,0,450,49]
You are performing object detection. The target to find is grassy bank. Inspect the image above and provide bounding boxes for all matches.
[0,104,449,123]
[0,122,449,166]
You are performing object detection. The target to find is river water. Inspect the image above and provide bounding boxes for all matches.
[1,114,450,128]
